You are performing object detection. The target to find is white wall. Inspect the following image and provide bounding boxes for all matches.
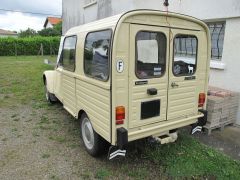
[209,17,240,124]
[112,0,240,21]
[46,22,53,28]
[166,0,240,20]
[62,0,85,33]
[63,0,240,30]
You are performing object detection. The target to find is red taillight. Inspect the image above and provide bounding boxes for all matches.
[198,93,206,107]
[116,106,125,125]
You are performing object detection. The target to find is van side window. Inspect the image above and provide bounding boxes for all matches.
[62,36,77,72]
[136,31,166,79]
[84,30,112,81]
[173,35,197,76]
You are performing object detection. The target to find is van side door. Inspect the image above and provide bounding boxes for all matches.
[128,24,169,129]
[58,36,77,116]
[54,37,65,101]
[168,29,205,120]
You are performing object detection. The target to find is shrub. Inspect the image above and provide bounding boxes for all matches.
[0,36,60,56]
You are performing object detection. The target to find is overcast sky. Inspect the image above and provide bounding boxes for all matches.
[0,0,62,32]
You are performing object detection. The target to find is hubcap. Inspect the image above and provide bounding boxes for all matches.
[82,117,94,150]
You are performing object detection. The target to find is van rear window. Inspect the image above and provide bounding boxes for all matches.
[173,35,198,76]
[136,31,166,79]
[84,30,112,81]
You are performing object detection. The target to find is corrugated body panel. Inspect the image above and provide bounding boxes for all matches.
[76,79,111,142]
[62,74,76,115]
[167,77,198,120]
[129,79,168,128]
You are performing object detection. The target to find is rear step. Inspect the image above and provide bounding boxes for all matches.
[153,132,178,144]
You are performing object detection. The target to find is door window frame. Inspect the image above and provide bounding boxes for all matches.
[83,29,113,82]
[135,30,167,79]
[59,35,78,72]
[172,34,198,77]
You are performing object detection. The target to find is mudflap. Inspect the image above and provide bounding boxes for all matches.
[191,110,207,134]
[108,146,126,160]
[108,127,128,160]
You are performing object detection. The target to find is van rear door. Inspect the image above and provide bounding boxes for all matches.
[167,29,201,120]
[128,24,169,128]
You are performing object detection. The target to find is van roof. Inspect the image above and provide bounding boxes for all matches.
[66,9,207,36]
[66,13,123,35]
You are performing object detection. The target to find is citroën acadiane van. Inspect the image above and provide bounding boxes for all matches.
[43,10,210,159]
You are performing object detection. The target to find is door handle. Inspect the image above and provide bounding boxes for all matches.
[171,82,179,88]
[147,88,158,95]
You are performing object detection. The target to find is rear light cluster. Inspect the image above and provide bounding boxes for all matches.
[116,106,125,125]
[198,93,206,107]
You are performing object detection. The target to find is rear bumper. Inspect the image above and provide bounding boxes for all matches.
[128,112,204,142]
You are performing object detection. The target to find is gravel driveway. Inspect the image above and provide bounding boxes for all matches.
[0,103,163,180]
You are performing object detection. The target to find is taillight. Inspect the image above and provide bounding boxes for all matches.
[116,106,125,125]
[198,93,206,107]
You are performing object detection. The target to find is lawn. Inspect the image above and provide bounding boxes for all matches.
[0,56,54,107]
[0,56,240,179]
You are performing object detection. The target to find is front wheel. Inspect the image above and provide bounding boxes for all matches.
[80,114,105,156]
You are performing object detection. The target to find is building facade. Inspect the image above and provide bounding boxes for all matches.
[62,0,240,125]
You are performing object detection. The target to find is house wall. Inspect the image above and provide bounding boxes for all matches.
[62,0,85,33]
[62,0,240,124]
[209,17,240,124]
[46,22,53,28]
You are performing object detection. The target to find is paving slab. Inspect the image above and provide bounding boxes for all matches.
[191,125,240,160]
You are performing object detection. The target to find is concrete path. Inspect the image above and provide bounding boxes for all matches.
[193,126,240,160]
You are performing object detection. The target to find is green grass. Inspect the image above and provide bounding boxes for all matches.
[0,56,55,107]
[49,135,66,143]
[95,168,111,179]
[144,133,240,179]
[0,56,240,179]
[127,167,148,179]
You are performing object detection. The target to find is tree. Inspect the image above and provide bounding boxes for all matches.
[38,22,62,37]
[19,28,37,38]
[53,22,62,35]
[38,28,60,37]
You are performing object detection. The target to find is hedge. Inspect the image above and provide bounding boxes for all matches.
[0,36,60,56]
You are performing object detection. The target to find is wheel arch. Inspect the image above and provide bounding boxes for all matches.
[78,109,86,120]
[78,109,98,135]
[43,70,55,94]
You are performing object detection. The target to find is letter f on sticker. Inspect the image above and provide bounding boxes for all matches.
[117,60,124,73]
[118,62,122,71]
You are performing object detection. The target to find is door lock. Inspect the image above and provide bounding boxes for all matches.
[171,82,179,88]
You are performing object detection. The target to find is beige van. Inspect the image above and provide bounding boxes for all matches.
[43,10,210,159]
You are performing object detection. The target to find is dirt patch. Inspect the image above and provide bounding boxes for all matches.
[0,104,163,179]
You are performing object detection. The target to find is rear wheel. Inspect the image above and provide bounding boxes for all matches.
[80,113,105,156]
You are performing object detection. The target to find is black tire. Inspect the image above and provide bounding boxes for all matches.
[44,81,57,104]
[80,113,105,156]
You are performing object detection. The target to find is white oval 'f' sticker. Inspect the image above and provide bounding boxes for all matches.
[116,59,124,73]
